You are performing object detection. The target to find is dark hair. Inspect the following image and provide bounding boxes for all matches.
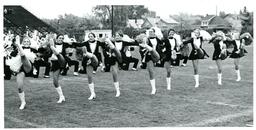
[88,32,96,38]
[39,35,47,39]
[150,28,155,33]
[116,30,124,37]
[56,34,64,39]
[168,28,175,34]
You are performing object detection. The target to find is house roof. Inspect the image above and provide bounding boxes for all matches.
[145,17,161,26]
[161,18,179,24]
[4,5,56,32]
[142,17,179,28]
[208,16,231,27]
[201,15,215,21]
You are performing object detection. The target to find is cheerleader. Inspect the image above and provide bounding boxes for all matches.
[100,33,123,97]
[72,32,102,100]
[139,28,162,94]
[209,31,229,85]
[112,31,139,70]
[162,29,179,90]
[5,35,33,110]
[21,37,38,77]
[43,34,67,103]
[226,31,249,81]
[182,29,209,88]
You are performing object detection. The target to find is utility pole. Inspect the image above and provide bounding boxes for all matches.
[216,5,218,16]
[111,5,114,36]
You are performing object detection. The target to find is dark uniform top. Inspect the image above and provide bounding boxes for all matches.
[183,37,209,60]
[141,37,164,63]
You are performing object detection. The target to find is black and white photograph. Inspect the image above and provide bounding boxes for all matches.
[1,0,254,128]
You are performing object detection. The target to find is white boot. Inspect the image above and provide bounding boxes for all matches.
[150,79,156,94]
[88,83,96,100]
[114,82,120,97]
[166,77,171,90]
[56,86,65,103]
[236,70,241,81]
[18,92,26,110]
[194,75,199,88]
[218,73,222,85]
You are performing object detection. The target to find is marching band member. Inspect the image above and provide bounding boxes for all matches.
[61,40,80,76]
[33,36,51,78]
[182,29,209,88]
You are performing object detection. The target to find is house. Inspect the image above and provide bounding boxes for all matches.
[141,17,179,30]
[224,14,242,31]
[201,15,231,29]
[200,15,231,31]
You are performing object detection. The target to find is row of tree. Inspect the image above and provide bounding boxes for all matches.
[43,5,149,41]
[43,5,253,41]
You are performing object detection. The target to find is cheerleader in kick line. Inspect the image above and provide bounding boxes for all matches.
[137,28,162,94]
[112,31,139,71]
[72,32,101,100]
[162,29,179,90]
[37,34,67,103]
[103,31,140,96]
[208,31,229,85]
[182,29,210,88]
[5,35,33,110]
[101,36,123,97]
[225,31,252,81]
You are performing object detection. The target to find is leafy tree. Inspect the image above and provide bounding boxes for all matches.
[219,11,226,19]
[239,6,253,36]
[92,5,149,34]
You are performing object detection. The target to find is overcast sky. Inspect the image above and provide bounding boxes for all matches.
[2,0,255,19]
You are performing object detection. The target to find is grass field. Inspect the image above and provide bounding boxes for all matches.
[4,43,253,127]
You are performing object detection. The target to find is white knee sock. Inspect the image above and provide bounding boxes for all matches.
[218,73,222,85]
[194,75,199,88]
[150,79,156,94]
[166,77,171,90]
[55,86,65,103]
[88,83,96,100]
[114,82,120,97]
[236,70,241,81]
[18,92,26,110]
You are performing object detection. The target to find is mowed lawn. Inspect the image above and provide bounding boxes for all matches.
[4,43,253,127]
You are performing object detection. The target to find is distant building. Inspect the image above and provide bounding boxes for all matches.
[200,15,231,31]
[224,14,242,31]
[144,11,157,18]
[141,17,179,30]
